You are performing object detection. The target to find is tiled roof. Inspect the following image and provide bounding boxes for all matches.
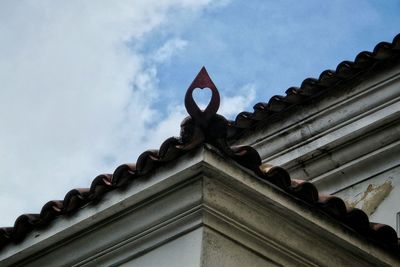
[229,33,400,139]
[1,59,400,254]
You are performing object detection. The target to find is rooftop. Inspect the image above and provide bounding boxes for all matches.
[228,33,400,140]
[1,62,400,257]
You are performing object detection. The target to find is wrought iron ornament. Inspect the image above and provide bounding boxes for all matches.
[179,67,265,175]
[184,67,220,127]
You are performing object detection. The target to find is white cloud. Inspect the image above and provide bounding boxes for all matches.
[0,1,228,226]
[152,38,188,63]
[219,84,256,118]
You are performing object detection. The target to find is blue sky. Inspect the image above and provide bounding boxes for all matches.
[139,0,400,112]
[0,1,399,226]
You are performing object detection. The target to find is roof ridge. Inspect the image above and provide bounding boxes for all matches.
[229,33,400,138]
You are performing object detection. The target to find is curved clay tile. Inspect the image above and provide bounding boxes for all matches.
[1,66,399,256]
[229,33,400,139]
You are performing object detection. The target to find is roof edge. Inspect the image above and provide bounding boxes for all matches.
[228,33,400,140]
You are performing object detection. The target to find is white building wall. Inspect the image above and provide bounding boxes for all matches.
[2,148,396,266]
[121,228,202,267]
[236,65,400,230]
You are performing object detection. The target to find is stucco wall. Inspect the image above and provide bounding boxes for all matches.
[236,65,400,232]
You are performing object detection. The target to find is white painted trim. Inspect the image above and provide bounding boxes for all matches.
[1,147,398,266]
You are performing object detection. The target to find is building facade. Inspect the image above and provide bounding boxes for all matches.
[0,34,399,266]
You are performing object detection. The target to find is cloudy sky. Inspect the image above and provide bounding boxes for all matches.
[0,1,399,226]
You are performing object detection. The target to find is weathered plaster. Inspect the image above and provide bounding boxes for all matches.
[346,180,393,216]
[334,165,400,229]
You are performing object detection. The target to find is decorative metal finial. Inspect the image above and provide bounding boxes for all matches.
[179,67,262,173]
[184,67,220,127]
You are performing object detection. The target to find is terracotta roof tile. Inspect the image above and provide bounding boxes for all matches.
[1,59,400,255]
[228,33,400,137]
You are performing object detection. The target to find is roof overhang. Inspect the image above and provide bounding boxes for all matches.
[1,146,398,266]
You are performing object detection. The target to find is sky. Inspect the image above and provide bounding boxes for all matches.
[0,1,399,226]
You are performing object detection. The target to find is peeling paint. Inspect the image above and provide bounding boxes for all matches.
[346,180,393,216]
